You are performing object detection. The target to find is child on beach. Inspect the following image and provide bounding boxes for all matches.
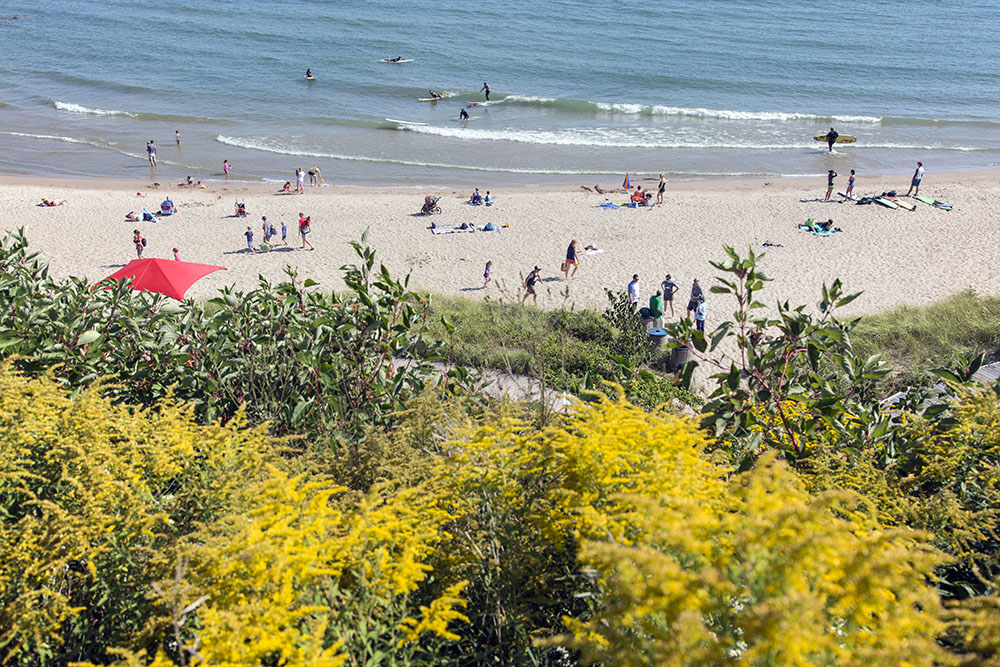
[657,174,666,205]
[296,167,305,194]
[133,230,145,258]
[844,170,856,200]
[824,170,837,201]
[175,130,181,146]
[281,221,288,245]
[483,261,492,289]
[173,247,180,261]
[694,297,706,332]
[223,160,231,176]
[245,226,255,253]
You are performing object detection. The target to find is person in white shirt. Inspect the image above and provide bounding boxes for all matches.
[906,161,924,196]
[627,274,640,310]
[694,297,706,332]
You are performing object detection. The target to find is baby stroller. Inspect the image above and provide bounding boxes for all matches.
[234,201,247,217]
[421,195,441,215]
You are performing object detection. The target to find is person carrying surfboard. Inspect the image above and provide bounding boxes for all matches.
[825,127,839,152]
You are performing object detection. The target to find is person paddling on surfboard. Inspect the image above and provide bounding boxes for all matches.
[429,90,442,99]
[825,127,839,152]
[481,81,491,101]
[305,68,312,78]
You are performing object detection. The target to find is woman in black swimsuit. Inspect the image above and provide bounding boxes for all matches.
[657,173,666,205]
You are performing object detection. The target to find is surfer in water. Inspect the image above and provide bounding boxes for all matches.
[825,127,839,152]
[305,68,312,78]
[459,108,469,120]
[428,90,442,99]
[481,81,491,101]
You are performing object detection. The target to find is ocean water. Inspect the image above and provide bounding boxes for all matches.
[1,0,998,186]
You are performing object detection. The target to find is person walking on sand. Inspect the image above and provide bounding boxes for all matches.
[298,212,314,250]
[627,274,640,310]
[133,230,145,258]
[825,127,839,153]
[844,169,856,200]
[694,296,706,332]
[522,265,541,305]
[824,170,838,201]
[281,220,288,245]
[661,274,678,317]
[146,140,157,167]
[173,247,180,261]
[483,260,492,289]
[686,278,703,319]
[295,167,305,194]
[262,216,272,243]
[481,81,491,101]
[244,226,255,253]
[657,173,666,205]
[906,161,924,196]
[564,240,580,280]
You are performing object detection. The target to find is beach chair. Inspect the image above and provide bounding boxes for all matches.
[160,200,176,216]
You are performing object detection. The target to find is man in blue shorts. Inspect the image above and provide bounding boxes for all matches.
[905,161,924,196]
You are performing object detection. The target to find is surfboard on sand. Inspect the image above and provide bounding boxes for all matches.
[814,134,857,144]
[379,58,414,63]
[385,118,428,126]
[914,195,953,210]
[874,197,899,210]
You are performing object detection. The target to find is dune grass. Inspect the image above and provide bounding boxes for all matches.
[850,289,1000,389]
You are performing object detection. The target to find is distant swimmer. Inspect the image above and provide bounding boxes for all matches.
[825,127,839,153]
[0,15,26,21]
[459,108,469,120]
[481,81,491,101]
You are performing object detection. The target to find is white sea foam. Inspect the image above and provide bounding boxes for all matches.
[594,102,883,123]
[0,130,93,145]
[52,101,138,117]
[214,135,618,174]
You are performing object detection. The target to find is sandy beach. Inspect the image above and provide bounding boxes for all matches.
[4,169,998,316]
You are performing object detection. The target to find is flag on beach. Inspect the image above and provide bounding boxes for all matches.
[622,173,631,189]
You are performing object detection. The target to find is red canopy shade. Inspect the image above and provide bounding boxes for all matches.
[102,258,226,300]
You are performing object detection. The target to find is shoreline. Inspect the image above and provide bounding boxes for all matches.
[2,166,998,196]
[4,166,999,318]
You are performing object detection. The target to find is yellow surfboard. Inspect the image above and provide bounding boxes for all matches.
[814,134,856,144]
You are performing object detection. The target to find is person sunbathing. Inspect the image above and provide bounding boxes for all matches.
[630,188,649,205]
[40,198,66,206]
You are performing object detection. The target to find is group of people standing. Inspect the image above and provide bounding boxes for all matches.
[823,161,924,201]
[629,274,706,331]
[243,212,314,253]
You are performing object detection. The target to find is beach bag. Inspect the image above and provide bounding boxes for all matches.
[560,261,568,272]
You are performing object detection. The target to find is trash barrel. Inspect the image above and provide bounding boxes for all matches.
[671,343,691,368]
[647,327,668,349]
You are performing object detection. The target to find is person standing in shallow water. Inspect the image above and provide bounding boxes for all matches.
[146,140,157,167]
[826,127,839,152]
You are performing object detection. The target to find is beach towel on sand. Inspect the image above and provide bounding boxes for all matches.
[431,225,476,235]
[598,202,620,210]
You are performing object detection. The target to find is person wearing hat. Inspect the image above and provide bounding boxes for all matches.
[522,265,541,306]
[648,290,664,328]
[906,161,924,196]
[661,274,678,317]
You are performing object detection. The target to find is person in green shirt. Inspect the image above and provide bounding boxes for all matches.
[648,290,664,328]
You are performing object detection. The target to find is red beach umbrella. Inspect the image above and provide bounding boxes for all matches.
[101,258,226,300]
